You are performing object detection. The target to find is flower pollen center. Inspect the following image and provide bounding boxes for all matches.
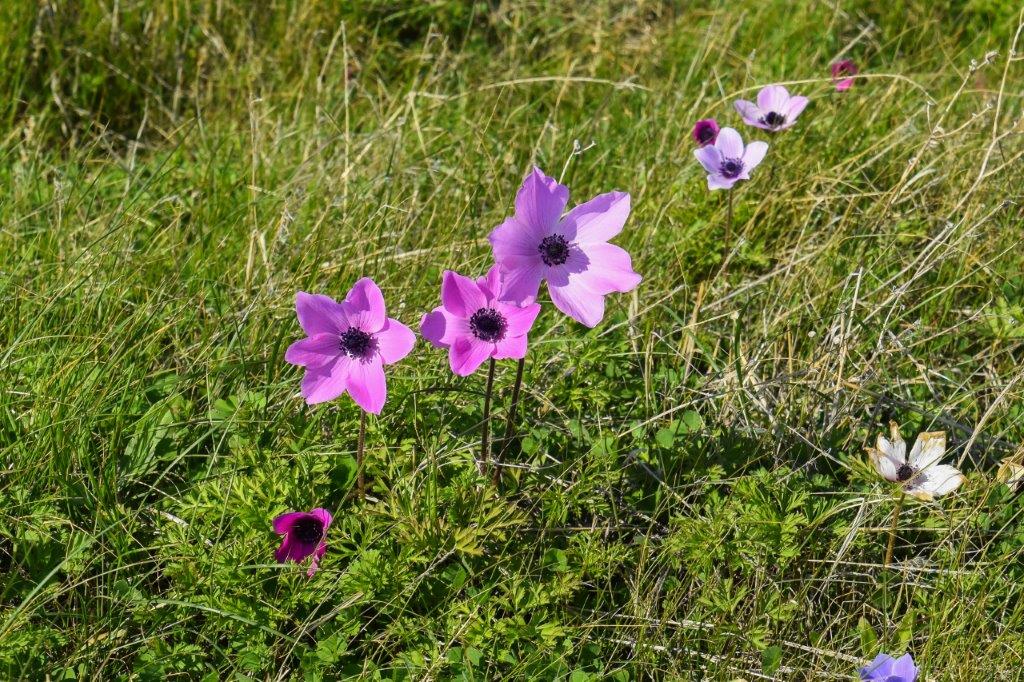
[339,327,375,359]
[292,516,324,545]
[896,463,916,482]
[763,111,786,128]
[469,307,507,343]
[538,234,570,266]
[720,158,744,179]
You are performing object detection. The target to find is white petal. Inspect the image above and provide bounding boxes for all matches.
[909,431,945,470]
[906,465,964,500]
[877,428,906,464]
[868,448,900,482]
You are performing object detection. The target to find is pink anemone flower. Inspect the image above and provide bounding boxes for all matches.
[285,278,415,413]
[420,266,541,376]
[273,508,332,577]
[693,127,768,190]
[734,84,809,131]
[488,167,641,328]
[831,60,858,92]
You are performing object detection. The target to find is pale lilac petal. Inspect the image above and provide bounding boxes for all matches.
[375,318,415,365]
[420,308,469,349]
[285,333,340,368]
[345,357,387,414]
[272,512,306,535]
[489,216,544,258]
[560,191,631,244]
[515,167,569,234]
[734,100,764,127]
[497,260,545,305]
[576,242,641,294]
[301,357,351,405]
[708,174,737,190]
[549,277,605,328]
[861,654,896,679]
[715,127,744,159]
[477,265,503,301]
[344,278,387,333]
[494,301,540,337]
[741,141,769,174]
[449,336,493,376]
[441,270,488,318]
[758,84,790,112]
[694,145,723,174]
[782,96,809,126]
[296,292,348,336]
[493,333,528,360]
[890,654,918,680]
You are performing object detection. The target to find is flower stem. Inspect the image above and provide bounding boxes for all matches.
[725,188,734,250]
[494,356,526,486]
[356,411,367,500]
[884,491,905,568]
[480,357,496,476]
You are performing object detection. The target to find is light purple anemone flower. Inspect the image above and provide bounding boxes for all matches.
[285,278,415,413]
[488,167,642,328]
[734,84,809,131]
[693,127,768,191]
[421,266,541,376]
[831,60,859,92]
[273,508,332,577]
[860,653,919,682]
[692,118,720,146]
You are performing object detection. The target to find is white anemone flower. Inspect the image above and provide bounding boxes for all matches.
[868,422,965,500]
[997,458,1024,493]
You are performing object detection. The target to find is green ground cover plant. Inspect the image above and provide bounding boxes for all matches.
[1,1,1023,679]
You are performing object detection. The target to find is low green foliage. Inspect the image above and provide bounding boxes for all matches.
[2,0,1023,679]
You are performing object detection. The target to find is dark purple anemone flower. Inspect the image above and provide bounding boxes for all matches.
[692,119,720,146]
[693,127,768,191]
[831,59,859,92]
[860,653,918,682]
[273,508,332,577]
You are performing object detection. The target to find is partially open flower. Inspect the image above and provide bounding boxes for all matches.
[830,59,859,92]
[692,118,720,146]
[734,85,809,132]
[860,652,918,682]
[868,422,964,500]
[273,508,332,577]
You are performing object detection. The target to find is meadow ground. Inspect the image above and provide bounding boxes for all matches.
[2,1,1024,679]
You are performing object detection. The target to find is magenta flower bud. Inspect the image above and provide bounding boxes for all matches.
[831,59,859,92]
[734,84,809,131]
[273,508,332,577]
[285,279,415,413]
[692,118,720,146]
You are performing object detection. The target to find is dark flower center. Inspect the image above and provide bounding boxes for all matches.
[538,234,570,266]
[762,111,785,128]
[719,158,744,179]
[292,516,324,545]
[339,327,375,359]
[896,463,916,482]
[469,307,507,342]
[697,126,715,143]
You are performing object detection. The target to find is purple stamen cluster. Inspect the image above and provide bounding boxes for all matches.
[538,234,570,266]
[291,516,324,544]
[339,327,375,359]
[469,307,507,342]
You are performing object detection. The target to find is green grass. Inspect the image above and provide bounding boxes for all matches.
[2,0,1024,679]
